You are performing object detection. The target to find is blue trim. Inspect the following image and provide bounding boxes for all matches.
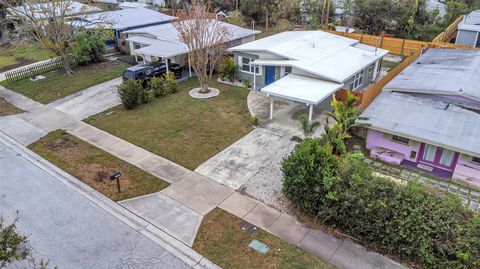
[265,66,275,85]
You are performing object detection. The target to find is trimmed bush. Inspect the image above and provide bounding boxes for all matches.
[151,76,166,98]
[282,140,480,268]
[165,72,177,94]
[118,79,142,109]
[138,87,151,104]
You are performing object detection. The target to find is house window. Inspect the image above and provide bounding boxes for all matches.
[133,42,141,49]
[410,151,417,159]
[349,70,365,90]
[472,156,480,164]
[285,66,292,75]
[238,56,260,75]
[392,135,409,144]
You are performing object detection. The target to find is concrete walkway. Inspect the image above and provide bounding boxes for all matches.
[48,77,122,120]
[0,85,406,269]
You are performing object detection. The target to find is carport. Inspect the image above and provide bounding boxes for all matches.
[260,74,344,121]
[129,36,194,77]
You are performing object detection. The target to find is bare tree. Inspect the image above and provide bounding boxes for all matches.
[5,0,98,75]
[173,1,231,93]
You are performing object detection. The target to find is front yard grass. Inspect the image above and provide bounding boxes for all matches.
[5,60,129,104]
[0,43,50,73]
[193,208,335,269]
[0,97,23,116]
[85,77,252,170]
[28,130,169,201]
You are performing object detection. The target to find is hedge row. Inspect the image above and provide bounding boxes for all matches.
[282,139,480,268]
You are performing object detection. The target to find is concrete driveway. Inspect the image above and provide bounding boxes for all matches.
[48,77,122,120]
[0,139,191,269]
[195,127,295,189]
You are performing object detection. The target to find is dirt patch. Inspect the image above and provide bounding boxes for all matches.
[28,130,168,201]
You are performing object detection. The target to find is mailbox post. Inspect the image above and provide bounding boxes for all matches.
[110,171,122,193]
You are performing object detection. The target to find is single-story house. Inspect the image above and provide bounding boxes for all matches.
[118,2,150,9]
[125,21,260,71]
[68,8,175,47]
[361,49,480,187]
[455,10,480,47]
[228,30,388,121]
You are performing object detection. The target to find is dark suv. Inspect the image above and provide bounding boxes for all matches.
[122,61,183,88]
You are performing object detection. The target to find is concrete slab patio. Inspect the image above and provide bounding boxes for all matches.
[194,127,293,189]
[119,192,203,247]
[48,77,122,120]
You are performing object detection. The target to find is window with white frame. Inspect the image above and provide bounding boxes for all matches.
[238,56,260,74]
[285,66,292,74]
[349,70,365,90]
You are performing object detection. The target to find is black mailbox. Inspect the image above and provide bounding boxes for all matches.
[110,171,121,180]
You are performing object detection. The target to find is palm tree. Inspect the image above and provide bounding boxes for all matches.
[327,92,368,135]
[291,114,321,142]
[320,124,349,156]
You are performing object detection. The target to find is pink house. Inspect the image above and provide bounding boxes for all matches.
[361,49,480,189]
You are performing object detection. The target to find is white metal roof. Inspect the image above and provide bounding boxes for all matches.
[384,49,480,101]
[458,10,480,31]
[126,21,260,58]
[9,1,101,20]
[261,74,343,104]
[70,8,175,30]
[229,31,388,83]
[119,2,149,9]
[361,92,480,157]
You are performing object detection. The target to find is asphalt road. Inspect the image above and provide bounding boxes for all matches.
[0,140,191,269]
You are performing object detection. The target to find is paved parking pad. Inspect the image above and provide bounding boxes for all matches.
[119,192,203,247]
[162,172,235,215]
[0,115,46,145]
[195,127,293,189]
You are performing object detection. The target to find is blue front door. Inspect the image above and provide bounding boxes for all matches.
[265,66,275,85]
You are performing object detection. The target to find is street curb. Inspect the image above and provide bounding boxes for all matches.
[0,131,221,269]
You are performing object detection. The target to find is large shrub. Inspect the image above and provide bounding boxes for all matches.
[219,57,237,82]
[71,31,106,66]
[118,79,142,109]
[165,72,177,94]
[151,76,166,98]
[282,140,480,268]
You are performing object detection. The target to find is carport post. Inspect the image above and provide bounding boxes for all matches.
[134,54,138,63]
[142,54,146,64]
[308,103,313,122]
[269,96,274,120]
[253,67,256,91]
[188,53,192,77]
[165,58,169,74]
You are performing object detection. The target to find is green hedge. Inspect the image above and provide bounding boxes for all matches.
[282,139,480,268]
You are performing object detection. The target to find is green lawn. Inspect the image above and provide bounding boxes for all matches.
[193,208,335,269]
[0,97,23,116]
[85,77,252,170]
[0,43,50,72]
[5,60,129,104]
[28,130,169,201]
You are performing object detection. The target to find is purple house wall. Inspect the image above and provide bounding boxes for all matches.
[366,130,419,162]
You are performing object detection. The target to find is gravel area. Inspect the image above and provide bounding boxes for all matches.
[241,141,297,213]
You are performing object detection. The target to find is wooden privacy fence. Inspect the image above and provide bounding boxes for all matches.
[335,51,420,108]
[432,15,464,43]
[5,58,63,84]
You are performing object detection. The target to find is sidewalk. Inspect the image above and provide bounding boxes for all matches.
[0,85,406,269]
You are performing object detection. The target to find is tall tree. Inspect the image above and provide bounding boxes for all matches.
[6,0,98,75]
[173,1,231,93]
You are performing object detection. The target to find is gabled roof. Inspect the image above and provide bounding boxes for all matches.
[70,8,175,30]
[228,31,388,83]
[458,10,480,31]
[361,92,480,157]
[126,21,260,58]
[384,49,480,102]
[9,1,101,20]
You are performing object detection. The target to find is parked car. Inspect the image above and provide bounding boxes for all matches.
[122,61,182,88]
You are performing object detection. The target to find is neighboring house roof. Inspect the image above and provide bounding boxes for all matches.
[361,92,480,158]
[9,1,101,20]
[384,49,480,102]
[228,31,388,83]
[458,10,480,32]
[70,8,175,30]
[261,74,343,104]
[126,21,260,58]
[119,2,149,9]
[426,0,446,18]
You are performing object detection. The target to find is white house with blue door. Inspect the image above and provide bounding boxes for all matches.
[228,30,388,121]
[68,8,175,48]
